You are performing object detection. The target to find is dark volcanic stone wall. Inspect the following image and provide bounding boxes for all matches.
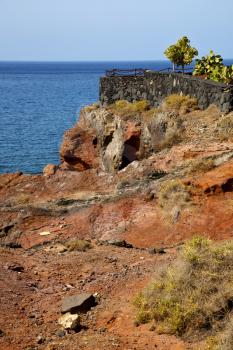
[100,71,233,112]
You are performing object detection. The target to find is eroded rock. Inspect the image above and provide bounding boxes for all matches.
[61,293,96,314]
[43,164,58,176]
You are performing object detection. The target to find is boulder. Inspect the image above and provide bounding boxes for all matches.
[43,164,58,176]
[60,125,100,171]
[61,293,96,314]
[58,312,80,330]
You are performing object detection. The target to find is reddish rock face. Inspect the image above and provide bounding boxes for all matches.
[191,160,233,194]
[43,164,58,176]
[60,125,100,171]
[2,104,233,350]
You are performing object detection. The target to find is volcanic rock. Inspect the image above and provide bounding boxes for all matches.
[43,164,58,176]
[61,293,96,314]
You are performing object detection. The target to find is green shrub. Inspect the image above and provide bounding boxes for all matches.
[134,236,233,339]
[193,50,223,77]
[164,36,198,72]
[193,50,233,84]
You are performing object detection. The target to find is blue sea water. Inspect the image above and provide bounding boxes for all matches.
[0,60,232,174]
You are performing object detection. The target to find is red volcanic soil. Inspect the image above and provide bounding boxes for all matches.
[1,104,233,349]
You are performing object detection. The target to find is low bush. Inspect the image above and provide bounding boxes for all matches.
[186,158,215,175]
[193,50,233,84]
[134,236,233,340]
[84,102,100,112]
[132,100,150,112]
[157,179,191,209]
[114,100,130,110]
[218,317,233,350]
[217,114,233,141]
[206,317,233,349]
[112,100,150,114]
[65,239,92,252]
[159,127,183,149]
[162,94,199,114]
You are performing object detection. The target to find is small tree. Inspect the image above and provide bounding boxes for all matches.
[164,36,198,73]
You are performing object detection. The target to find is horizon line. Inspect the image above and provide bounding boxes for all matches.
[0,59,170,63]
[0,58,232,64]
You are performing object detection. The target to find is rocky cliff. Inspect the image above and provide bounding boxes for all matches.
[1,96,233,349]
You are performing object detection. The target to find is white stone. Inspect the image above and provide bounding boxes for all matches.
[58,312,80,330]
[39,231,51,236]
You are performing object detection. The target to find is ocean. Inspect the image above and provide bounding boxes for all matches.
[0,60,232,174]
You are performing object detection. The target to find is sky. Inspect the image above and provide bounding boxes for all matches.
[0,0,232,61]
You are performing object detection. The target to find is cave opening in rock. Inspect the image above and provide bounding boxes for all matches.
[221,178,233,193]
[103,133,114,148]
[119,135,140,170]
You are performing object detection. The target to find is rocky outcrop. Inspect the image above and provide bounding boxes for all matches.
[60,124,100,171]
[2,101,233,350]
[59,106,182,173]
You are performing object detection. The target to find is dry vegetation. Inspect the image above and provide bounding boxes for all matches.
[14,193,31,205]
[108,95,199,117]
[162,94,199,114]
[65,239,92,252]
[109,100,150,116]
[84,102,100,113]
[134,237,233,348]
[217,114,233,141]
[158,126,183,149]
[157,179,191,209]
[185,158,216,175]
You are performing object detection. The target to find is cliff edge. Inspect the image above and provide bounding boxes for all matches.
[1,96,233,349]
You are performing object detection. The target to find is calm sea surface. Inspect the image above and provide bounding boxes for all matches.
[0,60,232,174]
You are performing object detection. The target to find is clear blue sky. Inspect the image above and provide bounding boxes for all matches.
[0,0,232,61]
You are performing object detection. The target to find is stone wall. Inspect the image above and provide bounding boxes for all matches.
[100,71,233,112]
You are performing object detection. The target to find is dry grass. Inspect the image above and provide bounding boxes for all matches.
[14,193,30,205]
[157,179,191,209]
[217,114,233,141]
[84,102,100,112]
[111,100,150,114]
[65,239,92,252]
[205,317,233,349]
[134,236,233,340]
[218,318,233,350]
[142,107,160,121]
[185,158,215,175]
[162,94,199,114]
[199,104,221,120]
[159,127,183,149]
[107,96,198,120]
